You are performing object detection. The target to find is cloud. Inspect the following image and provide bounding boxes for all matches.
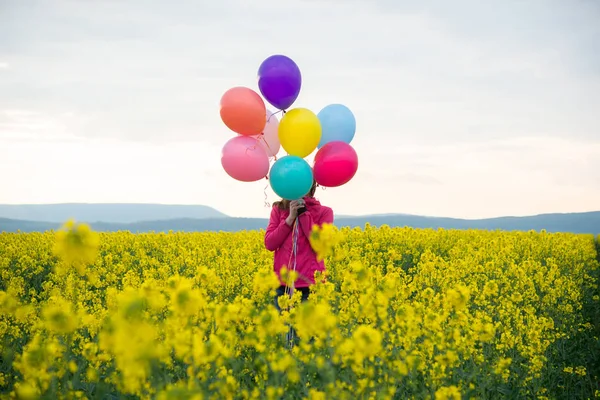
[0,62,8,70]
[395,173,444,186]
[1,0,598,145]
[0,109,86,143]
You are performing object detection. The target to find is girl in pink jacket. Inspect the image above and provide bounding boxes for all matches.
[264,180,334,310]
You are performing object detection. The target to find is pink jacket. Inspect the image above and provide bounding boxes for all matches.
[264,196,334,288]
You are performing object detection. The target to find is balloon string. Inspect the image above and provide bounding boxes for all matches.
[264,178,270,208]
[244,137,261,156]
[267,109,284,123]
[260,135,278,161]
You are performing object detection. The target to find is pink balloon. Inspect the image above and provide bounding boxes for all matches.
[313,141,358,187]
[221,136,270,182]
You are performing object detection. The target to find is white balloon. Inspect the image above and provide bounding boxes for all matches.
[257,109,280,158]
[238,110,281,158]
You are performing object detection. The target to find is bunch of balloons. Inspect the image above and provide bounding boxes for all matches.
[219,54,359,201]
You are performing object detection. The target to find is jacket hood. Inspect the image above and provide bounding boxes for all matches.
[303,196,322,208]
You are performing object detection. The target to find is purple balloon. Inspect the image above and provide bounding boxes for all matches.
[257,55,302,111]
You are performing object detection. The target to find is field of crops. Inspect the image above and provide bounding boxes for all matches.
[1,222,599,399]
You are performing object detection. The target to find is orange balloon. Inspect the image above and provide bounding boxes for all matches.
[220,87,266,136]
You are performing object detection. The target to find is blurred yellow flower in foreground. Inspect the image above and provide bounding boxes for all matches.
[15,382,39,400]
[41,296,78,335]
[309,222,344,261]
[53,219,99,273]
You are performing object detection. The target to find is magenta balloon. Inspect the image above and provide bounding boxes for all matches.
[313,141,358,187]
[221,136,270,182]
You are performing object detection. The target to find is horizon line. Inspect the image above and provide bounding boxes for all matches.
[0,202,599,223]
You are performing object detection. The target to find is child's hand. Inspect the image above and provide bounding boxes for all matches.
[286,200,303,225]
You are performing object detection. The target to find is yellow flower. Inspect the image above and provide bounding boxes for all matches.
[494,357,512,380]
[483,280,499,297]
[294,301,337,340]
[351,325,383,363]
[478,322,496,342]
[15,382,39,400]
[68,360,78,373]
[309,223,344,261]
[53,219,99,273]
[434,385,461,400]
[168,277,203,316]
[308,389,327,400]
[86,368,98,382]
[434,350,459,368]
[446,284,470,311]
[42,297,78,335]
[280,267,299,287]
[0,290,20,314]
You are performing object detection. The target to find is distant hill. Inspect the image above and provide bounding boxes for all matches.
[335,212,600,235]
[1,211,598,235]
[0,203,227,223]
[0,218,59,233]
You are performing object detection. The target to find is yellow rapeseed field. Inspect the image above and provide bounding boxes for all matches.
[1,221,599,399]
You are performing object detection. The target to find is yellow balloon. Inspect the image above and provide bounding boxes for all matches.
[278,108,321,158]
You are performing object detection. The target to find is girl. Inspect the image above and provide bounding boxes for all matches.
[264,179,334,311]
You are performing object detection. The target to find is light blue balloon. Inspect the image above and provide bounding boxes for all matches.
[269,156,314,200]
[317,103,356,148]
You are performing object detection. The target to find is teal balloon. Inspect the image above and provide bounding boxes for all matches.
[317,103,356,148]
[269,156,313,200]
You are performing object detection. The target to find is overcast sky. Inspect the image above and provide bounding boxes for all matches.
[0,0,598,219]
